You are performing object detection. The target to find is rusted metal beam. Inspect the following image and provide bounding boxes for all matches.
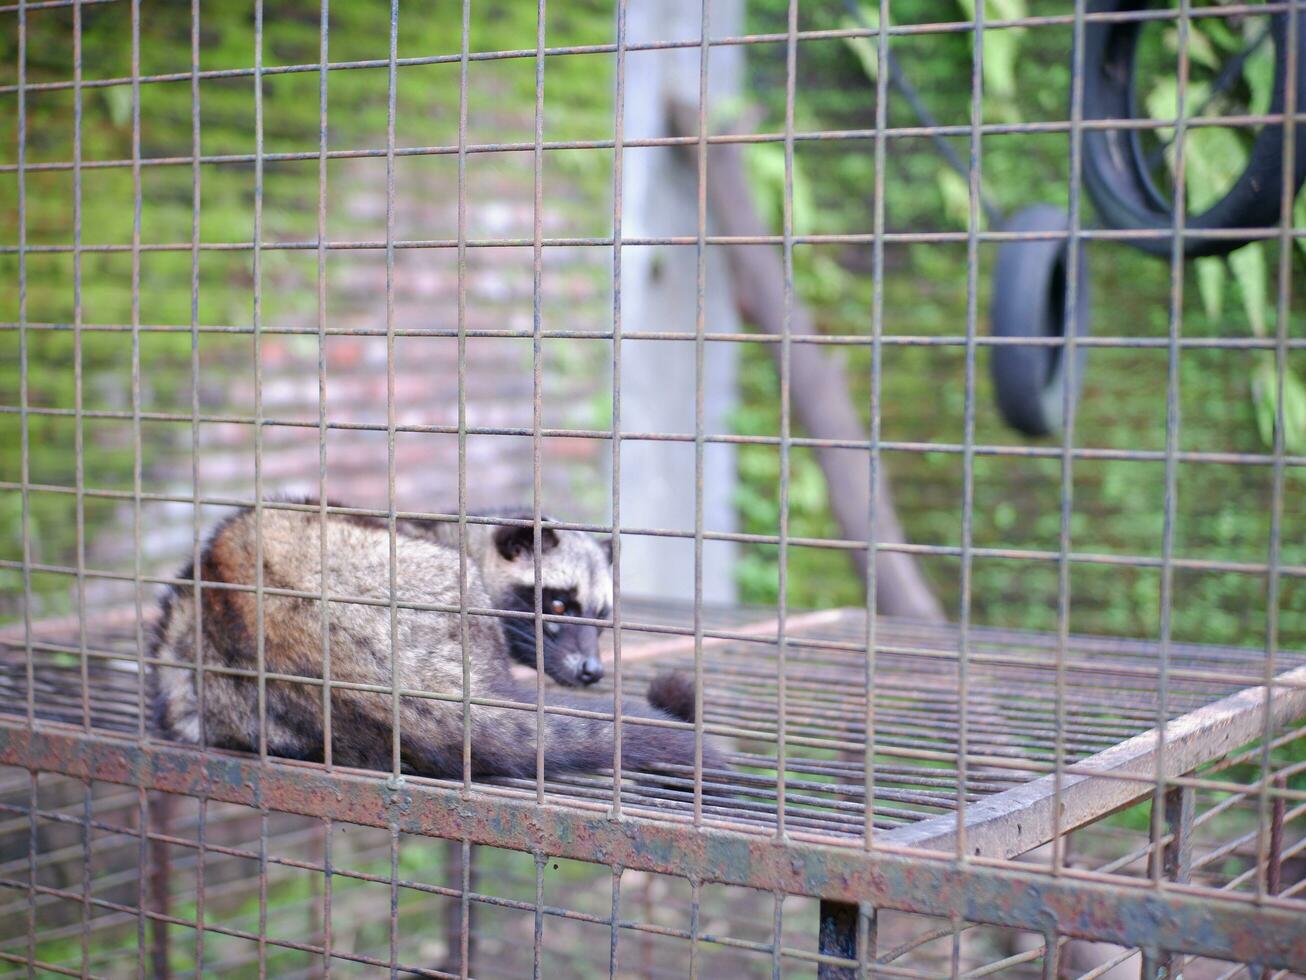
[0,724,1302,970]
[881,662,1306,860]
[1141,785,1195,980]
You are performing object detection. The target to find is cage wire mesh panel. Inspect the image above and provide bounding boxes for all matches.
[1,0,1305,978]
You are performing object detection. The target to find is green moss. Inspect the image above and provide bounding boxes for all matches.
[739,0,1305,654]
[0,0,614,617]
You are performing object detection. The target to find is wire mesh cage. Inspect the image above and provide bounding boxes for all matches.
[0,0,1304,977]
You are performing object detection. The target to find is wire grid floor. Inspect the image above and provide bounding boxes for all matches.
[0,603,1303,977]
[1,600,1302,848]
[0,759,1297,978]
[0,773,1048,979]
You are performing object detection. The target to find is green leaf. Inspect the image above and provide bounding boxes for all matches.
[743,142,817,237]
[1243,42,1275,117]
[1185,125,1249,212]
[1228,242,1268,338]
[1199,13,1240,56]
[1144,76,1179,146]
[790,152,818,238]
[937,168,976,230]
[103,86,132,128]
[956,0,1027,118]
[1194,256,1226,321]
[1252,359,1306,455]
[983,28,1022,104]
[1144,78,1252,214]
[744,142,786,233]
[841,2,886,83]
[1295,191,1306,261]
[1165,24,1220,71]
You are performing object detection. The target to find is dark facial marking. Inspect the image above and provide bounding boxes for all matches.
[500,586,602,686]
[492,523,559,561]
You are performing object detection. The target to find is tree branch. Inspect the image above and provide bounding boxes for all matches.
[668,100,945,622]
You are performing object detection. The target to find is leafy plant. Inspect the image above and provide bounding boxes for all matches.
[744,0,1303,651]
[1144,11,1306,455]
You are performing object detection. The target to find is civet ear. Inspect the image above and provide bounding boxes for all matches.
[492,522,559,561]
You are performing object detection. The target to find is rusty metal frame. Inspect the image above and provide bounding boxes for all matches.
[0,722,1303,970]
[4,0,1306,975]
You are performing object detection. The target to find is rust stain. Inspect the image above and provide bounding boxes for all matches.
[0,723,1301,970]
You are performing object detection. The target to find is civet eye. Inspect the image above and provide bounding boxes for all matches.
[549,598,567,616]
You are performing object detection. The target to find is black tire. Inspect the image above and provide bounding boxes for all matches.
[1083,0,1306,258]
[990,205,1092,437]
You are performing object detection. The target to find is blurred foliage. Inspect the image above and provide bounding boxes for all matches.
[0,0,1301,940]
[1139,12,1306,454]
[0,0,613,618]
[737,0,1305,653]
[0,0,1303,652]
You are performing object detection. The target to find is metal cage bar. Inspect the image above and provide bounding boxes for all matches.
[1,0,1304,976]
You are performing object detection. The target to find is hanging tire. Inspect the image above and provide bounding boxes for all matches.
[1082,0,1306,258]
[990,205,1092,437]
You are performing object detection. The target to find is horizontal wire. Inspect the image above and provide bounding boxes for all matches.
[5,524,1303,581]
[6,1,1304,969]
[0,1,1294,92]
[7,109,1306,173]
[5,320,1306,353]
[7,226,1306,253]
[8,632,1306,795]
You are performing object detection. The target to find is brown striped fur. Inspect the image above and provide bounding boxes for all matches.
[148,504,720,780]
[402,510,613,686]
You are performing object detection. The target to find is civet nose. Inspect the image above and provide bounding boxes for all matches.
[579,658,604,685]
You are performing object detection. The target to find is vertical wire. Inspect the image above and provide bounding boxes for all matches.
[384,0,401,783]
[195,797,207,974]
[955,0,985,860]
[317,0,332,772]
[26,772,35,980]
[72,6,90,974]
[1052,0,1089,876]
[188,0,204,757]
[16,0,34,740]
[531,0,548,800]
[770,892,783,980]
[776,0,798,843]
[692,0,711,826]
[457,0,472,797]
[532,852,545,980]
[864,0,890,851]
[252,0,267,763]
[608,865,622,978]
[257,810,268,975]
[458,837,471,978]
[136,788,147,978]
[129,0,145,749]
[1254,0,1298,900]
[388,823,400,978]
[80,782,91,979]
[72,0,88,736]
[687,879,701,980]
[323,817,335,978]
[189,0,205,969]
[1151,0,1191,888]
[251,5,269,972]
[16,7,35,971]
[608,0,628,820]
